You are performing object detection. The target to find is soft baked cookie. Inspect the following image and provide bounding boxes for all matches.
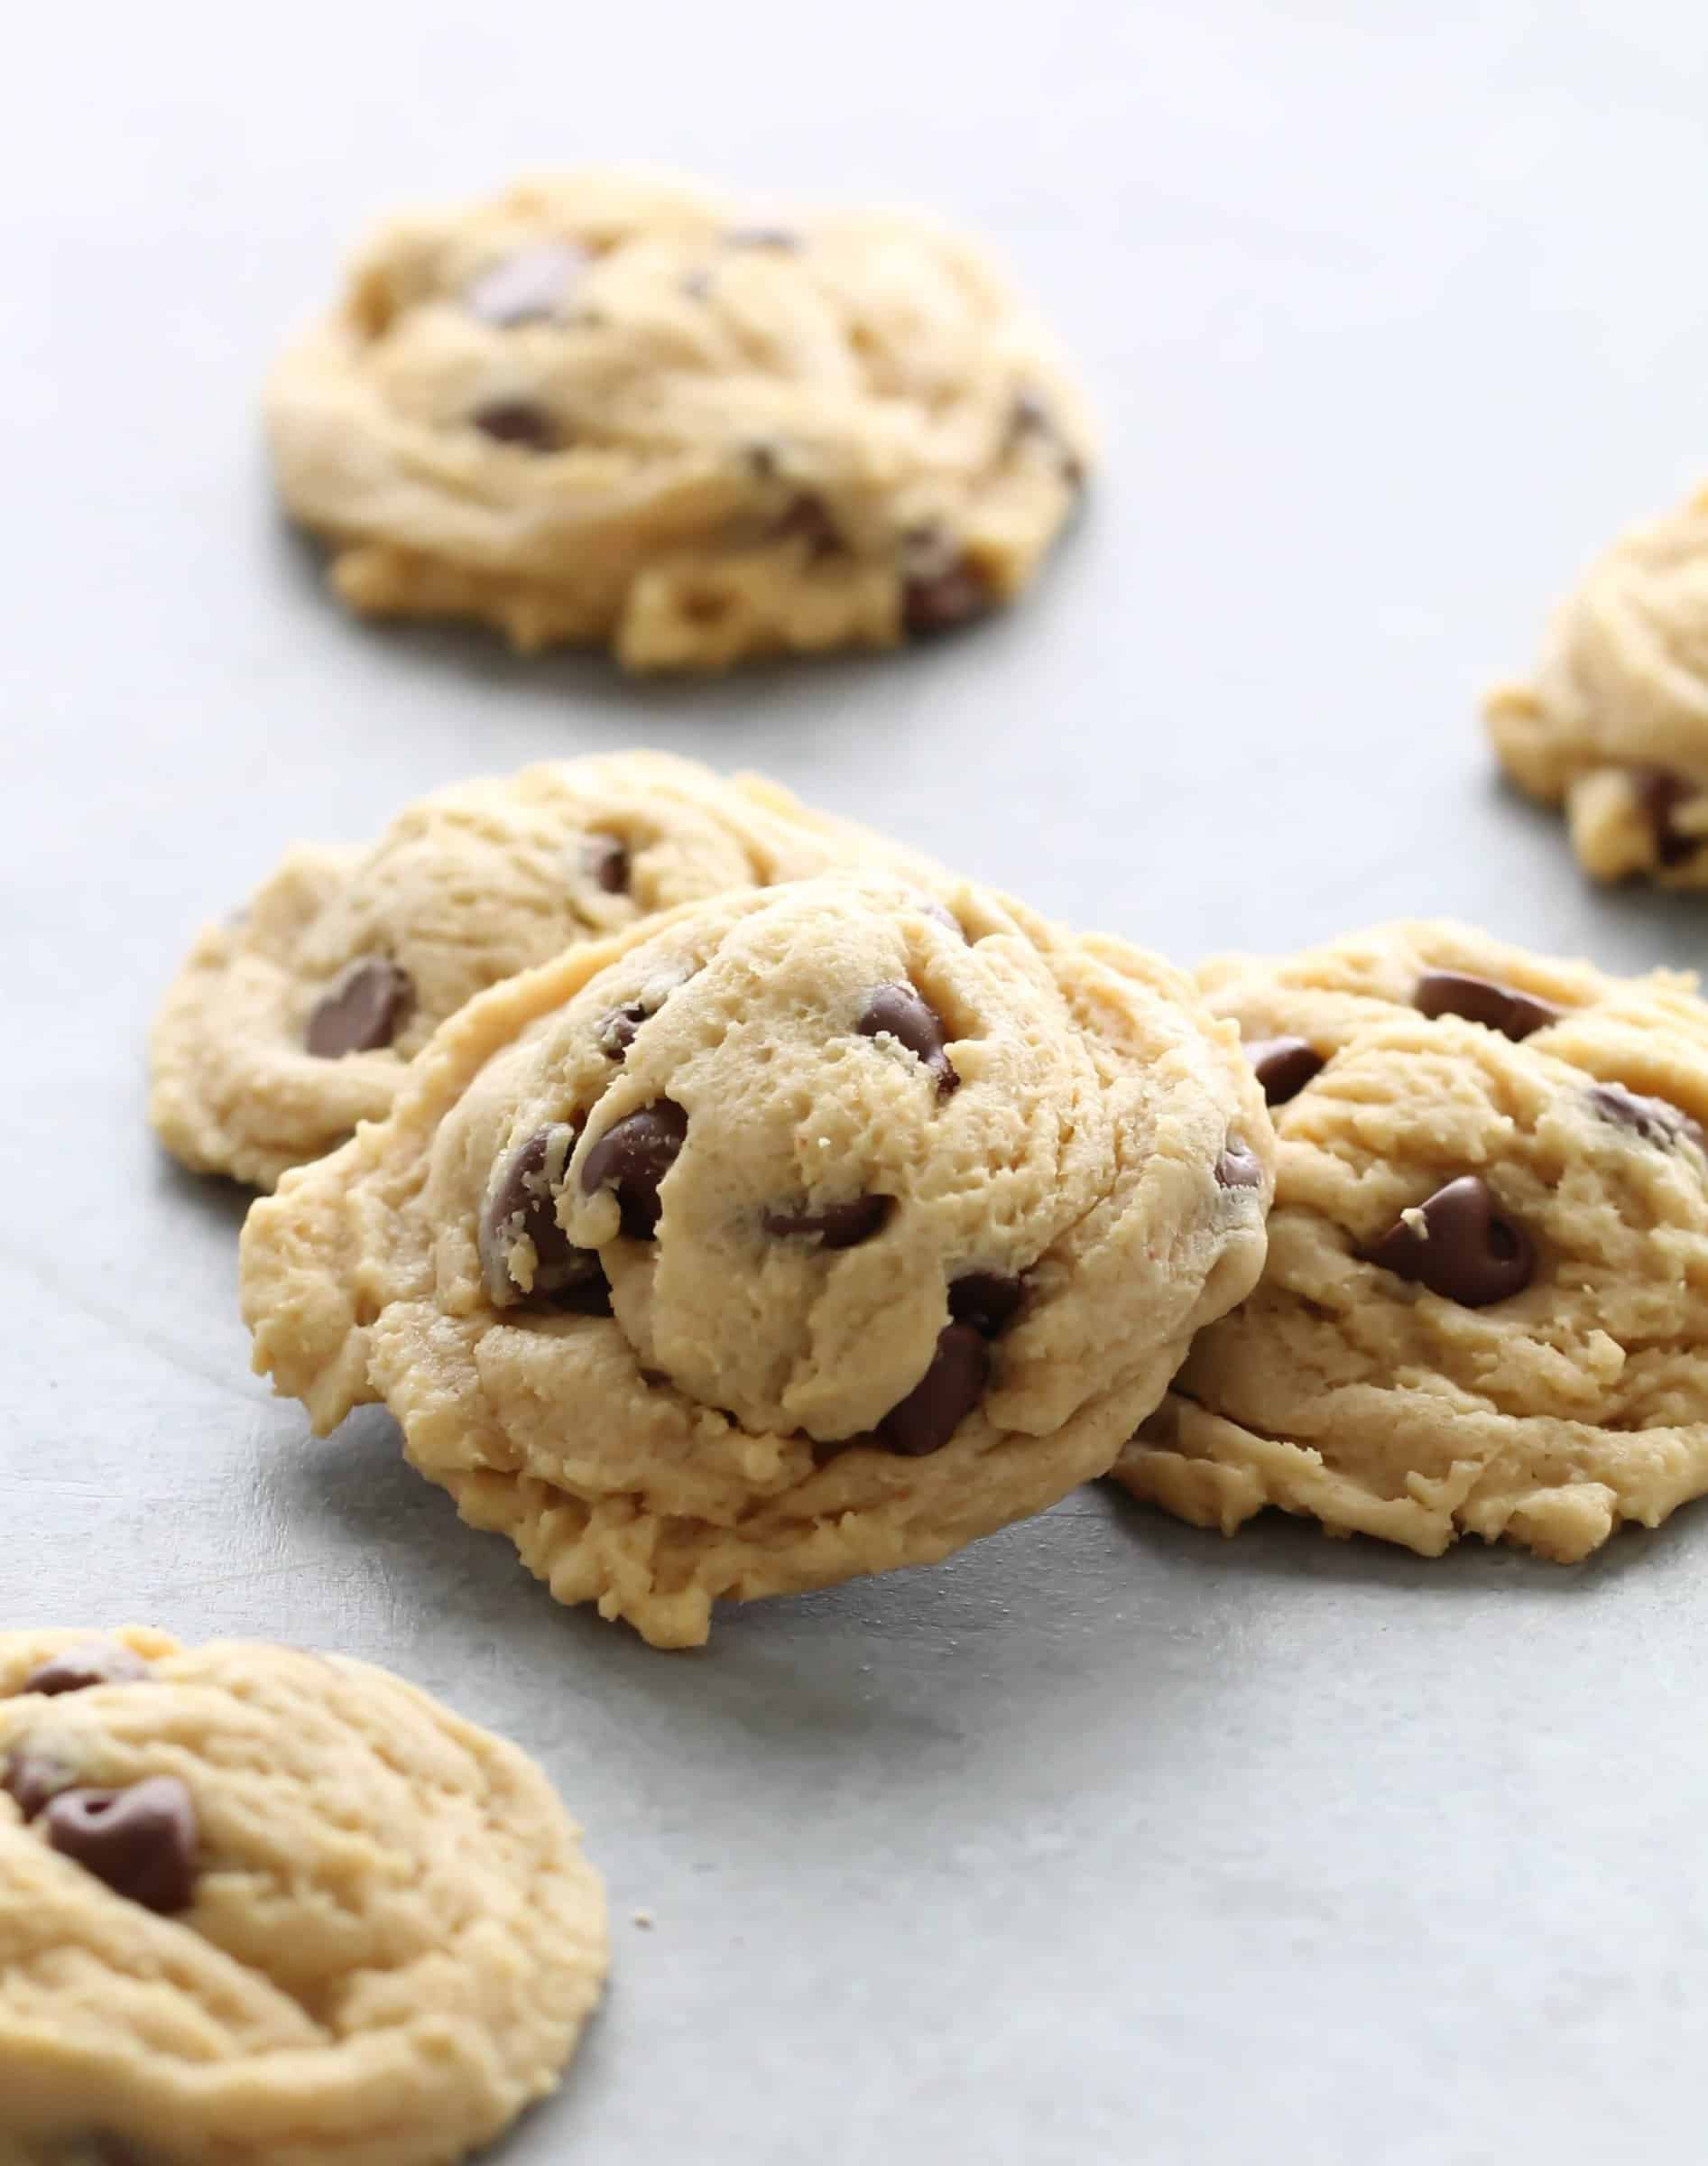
[150,749,943,1189]
[1487,485,1708,884]
[0,1626,605,2166]
[240,872,1272,1647]
[1113,920,1708,1562]
[266,168,1093,671]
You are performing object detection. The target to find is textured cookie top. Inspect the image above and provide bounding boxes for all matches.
[1487,488,1708,883]
[148,750,943,1189]
[1117,920,1708,1561]
[266,169,1093,670]
[241,873,1271,1646]
[0,1628,605,2166]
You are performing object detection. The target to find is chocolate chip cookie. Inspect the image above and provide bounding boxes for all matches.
[266,168,1093,671]
[149,750,944,1188]
[1487,485,1708,884]
[1113,921,1708,1562]
[240,873,1272,1647]
[0,1627,605,2164]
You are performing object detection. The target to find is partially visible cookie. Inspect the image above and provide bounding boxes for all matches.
[1113,920,1708,1562]
[240,871,1272,1647]
[1487,486,1708,884]
[266,168,1093,671]
[149,750,945,1189]
[0,1627,606,2165]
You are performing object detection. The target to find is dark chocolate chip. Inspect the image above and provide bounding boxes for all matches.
[580,1100,688,1237]
[745,440,780,480]
[856,983,958,1096]
[724,226,801,250]
[547,1264,614,1317]
[1413,970,1561,1041]
[1633,767,1702,868]
[1362,1175,1536,1308]
[598,1003,650,1060]
[947,1272,1025,1338]
[465,242,586,327]
[762,1195,893,1250]
[471,399,560,449]
[22,1642,150,1698]
[767,494,843,556]
[305,958,414,1059]
[1588,1082,1707,1155]
[3,1750,75,1820]
[45,1777,198,1915]
[1243,1035,1325,1106]
[481,1125,605,1308]
[584,834,630,893]
[902,559,992,638]
[873,1324,989,1456]
[1011,391,1051,437]
[1215,1141,1264,1190]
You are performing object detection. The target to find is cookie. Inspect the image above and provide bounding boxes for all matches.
[0,1626,606,2165]
[239,872,1272,1647]
[1112,920,1708,1562]
[1487,486,1708,884]
[265,168,1093,671]
[149,750,944,1189]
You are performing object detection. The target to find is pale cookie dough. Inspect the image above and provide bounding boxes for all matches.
[150,749,944,1189]
[266,168,1093,671]
[1113,920,1708,1563]
[0,1626,606,2166]
[240,872,1272,1648]
[1487,485,1708,884]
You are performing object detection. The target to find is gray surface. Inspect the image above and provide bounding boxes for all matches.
[4,5,1708,2161]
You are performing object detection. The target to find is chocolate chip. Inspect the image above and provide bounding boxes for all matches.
[598,1003,649,1060]
[680,269,713,301]
[1009,392,1085,487]
[947,1272,1024,1338]
[919,898,968,941]
[481,1125,605,1309]
[472,400,559,449]
[856,983,958,1096]
[873,1323,989,1456]
[66,2138,150,2166]
[579,1100,688,1237]
[1588,1082,1707,1155]
[1244,1035,1325,1106]
[724,226,801,250]
[767,495,843,556]
[1362,1175,1536,1308]
[22,1642,150,1698]
[305,958,413,1058]
[902,559,992,638]
[45,1777,198,1915]
[584,835,630,893]
[1215,1141,1264,1190]
[1414,970,1561,1041]
[745,440,780,480]
[1634,767,1702,868]
[3,1750,75,1820]
[762,1195,893,1249]
[465,242,586,327]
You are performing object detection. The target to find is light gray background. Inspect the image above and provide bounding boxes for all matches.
[4,6,1707,2161]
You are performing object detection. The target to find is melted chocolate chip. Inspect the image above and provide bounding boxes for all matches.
[873,1324,989,1456]
[1244,1035,1325,1106]
[22,1642,150,1698]
[724,226,801,250]
[598,1003,650,1060]
[45,1777,198,1915]
[1634,767,1702,868]
[1414,970,1561,1041]
[1588,1082,1707,1155]
[579,1100,688,1237]
[856,983,958,1096]
[481,1125,605,1308]
[472,399,560,449]
[584,835,630,893]
[947,1273,1025,1338]
[305,958,413,1059]
[465,242,586,327]
[902,559,992,637]
[768,495,843,556]
[1215,1141,1264,1190]
[3,1750,75,1819]
[1362,1176,1536,1308]
[762,1195,893,1249]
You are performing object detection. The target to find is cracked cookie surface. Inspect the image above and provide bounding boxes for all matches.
[0,1627,605,2166]
[149,750,941,1188]
[1487,486,1708,884]
[266,168,1093,671]
[1113,920,1708,1562]
[240,873,1271,1647]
